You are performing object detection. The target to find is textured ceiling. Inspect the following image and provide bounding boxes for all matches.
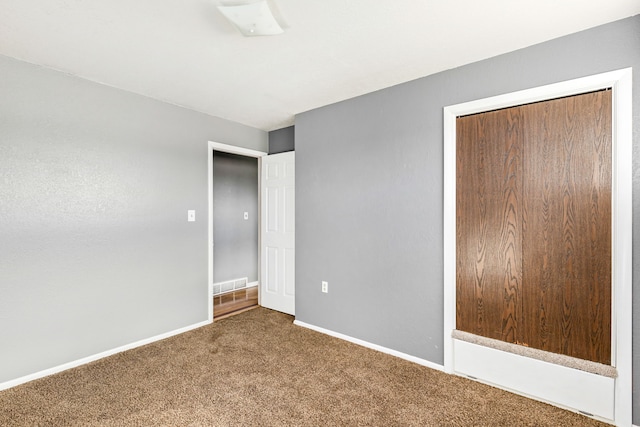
[1,0,638,131]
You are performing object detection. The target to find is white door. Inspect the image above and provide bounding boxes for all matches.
[260,151,295,315]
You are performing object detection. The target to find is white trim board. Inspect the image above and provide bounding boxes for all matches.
[454,340,615,422]
[294,320,444,372]
[0,319,210,392]
[443,68,632,426]
[209,141,268,158]
[208,141,267,321]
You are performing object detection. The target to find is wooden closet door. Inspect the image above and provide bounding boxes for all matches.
[456,108,523,343]
[520,91,611,364]
[456,90,612,364]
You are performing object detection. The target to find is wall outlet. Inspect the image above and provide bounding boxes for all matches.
[321,281,328,293]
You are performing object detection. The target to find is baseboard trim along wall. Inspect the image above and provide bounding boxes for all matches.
[293,320,445,372]
[0,319,211,392]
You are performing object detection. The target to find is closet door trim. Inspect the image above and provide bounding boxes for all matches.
[443,68,632,425]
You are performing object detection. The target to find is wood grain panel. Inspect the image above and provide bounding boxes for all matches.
[521,91,611,364]
[456,108,523,343]
[456,90,611,364]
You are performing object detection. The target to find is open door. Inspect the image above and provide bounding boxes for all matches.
[260,151,295,315]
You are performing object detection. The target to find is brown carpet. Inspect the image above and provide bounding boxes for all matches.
[0,308,606,426]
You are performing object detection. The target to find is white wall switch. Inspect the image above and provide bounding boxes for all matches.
[188,210,195,222]
[322,281,328,293]
[244,212,249,220]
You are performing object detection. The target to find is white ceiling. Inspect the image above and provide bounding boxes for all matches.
[1,0,638,131]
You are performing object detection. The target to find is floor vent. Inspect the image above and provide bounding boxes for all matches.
[212,277,248,296]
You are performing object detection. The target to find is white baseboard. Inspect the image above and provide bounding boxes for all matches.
[247,281,258,288]
[0,319,211,392]
[293,320,444,372]
[453,339,614,422]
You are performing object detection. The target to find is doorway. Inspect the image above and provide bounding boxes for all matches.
[211,149,260,320]
[208,142,267,321]
[443,69,632,425]
[207,142,296,321]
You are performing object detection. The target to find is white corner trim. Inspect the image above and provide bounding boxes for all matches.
[293,320,444,372]
[208,142,214,322]
[247,281,259,288]
[0,319,211,392]
[611,67,633,427]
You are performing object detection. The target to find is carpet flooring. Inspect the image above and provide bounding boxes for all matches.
[0,308,606,426]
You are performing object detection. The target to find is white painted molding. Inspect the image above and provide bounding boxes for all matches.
[442,69,631,117]
[209,141,268,159]
[442,102,456,375]
[443,67,633,426]
[294,320,444,372]
[0,319,211,392]
[454,339,615,421]
[208,142,214,322]
[247,281,259,288]
[611,67,633,427]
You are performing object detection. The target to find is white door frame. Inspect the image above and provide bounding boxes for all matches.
[443,68,632,425]
[208,141,267,321]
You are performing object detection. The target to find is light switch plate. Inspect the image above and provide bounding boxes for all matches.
[244,212,249,220]
[188,210,195,222]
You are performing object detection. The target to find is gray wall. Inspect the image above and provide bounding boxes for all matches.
[295,16,640,422]
[0,54,267,384]
[212,151,258,283]
[268,126,295,154]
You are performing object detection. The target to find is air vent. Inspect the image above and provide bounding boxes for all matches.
[212,277,249,296]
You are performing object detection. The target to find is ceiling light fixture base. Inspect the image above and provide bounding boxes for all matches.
[217,0,284,36]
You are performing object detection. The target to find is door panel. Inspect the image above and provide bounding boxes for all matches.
[266,246,278,292]
[266,187,279,232]
[261,151,295,315]
[456,90,611,364]
[456,108,524,343]
[521,91,611,364]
